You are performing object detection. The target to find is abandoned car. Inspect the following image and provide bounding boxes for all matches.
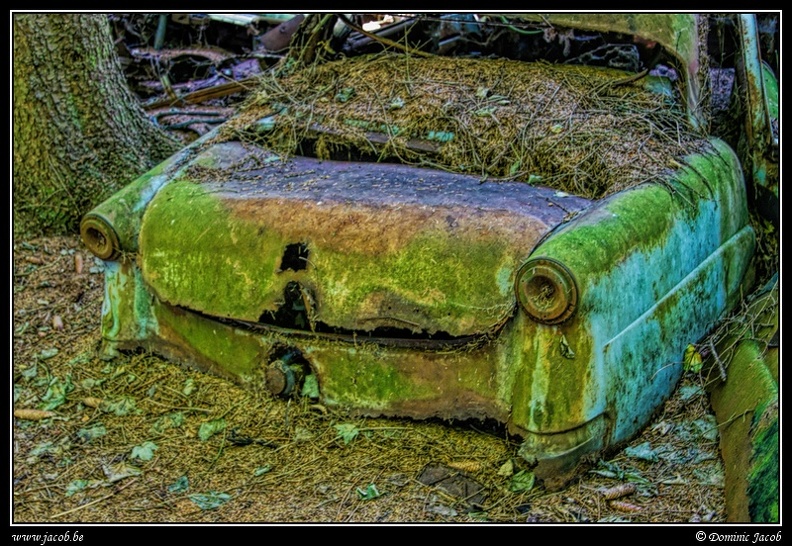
[80,14,778,478]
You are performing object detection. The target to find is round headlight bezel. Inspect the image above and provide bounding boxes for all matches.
[80,213,121,261]
[515,257,578,325]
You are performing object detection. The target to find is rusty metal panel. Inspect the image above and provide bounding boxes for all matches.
[138,143,591,337]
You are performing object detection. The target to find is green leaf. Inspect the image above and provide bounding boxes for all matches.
[683,344,703,373]
[427,130,454,143]
[21,365,38,380]
[692,416,719,442]
[168,475,190,494]
[335,87,355,103]
[38,348,59,360]
[334,423,360,445]
[102,462,142,483]
[64,479,103,496]
[254,465,272,476]
[624,442,659,462]
[101,396,139,416]
[356,484,382,501]
[474,106,496,117]
[67,352,91,366]
[198,418,226,441]
[678,384,705,401]
[693,464,725,487]
[13,384,25,404]
[526,174,543,185]
[550,123,564,134]
[182,378,196,396]
[150,411,185,434]
[497,459,514,477]
[301,374,320,399]
[509,160,522,176]
[27,441,66,464]
[65,479,89,497]
[388,97,405,110]
[509,470,535,493]
[188,491,232,510]
[76,423,106,443]
[80,377,105,390]
[40,375,74,411]
[131,441,158,461]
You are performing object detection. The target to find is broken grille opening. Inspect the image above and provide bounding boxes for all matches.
[250,282,487,349]
[279,242,309,272]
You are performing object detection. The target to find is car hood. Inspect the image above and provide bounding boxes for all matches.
[138,141,592,338]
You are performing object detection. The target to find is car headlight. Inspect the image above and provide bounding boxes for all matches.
[80,213,122,261]
[515,257,578,324]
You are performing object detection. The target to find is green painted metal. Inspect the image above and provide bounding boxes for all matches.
[137,144,588,338]
[80,128,223,257]
[736,15,779,198]
[93,137,754,472]
[82,14,762,477]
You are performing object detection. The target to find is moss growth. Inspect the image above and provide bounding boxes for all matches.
[312,231,516,336]
[746,402,779,522]
[139,179,291,321]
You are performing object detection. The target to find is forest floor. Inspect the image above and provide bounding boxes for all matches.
[12,235,727,524]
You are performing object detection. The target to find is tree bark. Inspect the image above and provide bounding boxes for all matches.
[13,13,179,236]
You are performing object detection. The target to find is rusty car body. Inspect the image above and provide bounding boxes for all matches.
[80,13,778,479]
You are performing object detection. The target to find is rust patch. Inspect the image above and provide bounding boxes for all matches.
[193,152,591,256]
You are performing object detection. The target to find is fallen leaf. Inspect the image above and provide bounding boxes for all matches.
[52,315,64,330]
[182,378,196,397]
[65,479,104,497]
[188,491,232,510]
[150,412,185,434]
[356,484,382,501]
[301,374,319,398]
[334,423,359,445]
[131,441,158,461]
[624,442,659,462]
[40,375,74,410]
[82,397,103,408]
[38,348,59,360]
[497,459,514,477]
[101,396,138,416]
[168,475,190,494]
[102,462,142,483]
[198,418,226,441]
[76,423,107,442]
[509,470,535,493]
[683,344,703,373]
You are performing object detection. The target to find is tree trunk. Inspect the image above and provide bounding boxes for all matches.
[13,13,179,236]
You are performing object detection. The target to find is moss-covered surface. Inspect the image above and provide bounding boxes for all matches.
[136,146,589,338]
[747,401,779,522]
[706,279,779,522]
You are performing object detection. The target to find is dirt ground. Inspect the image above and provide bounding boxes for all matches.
[12,235,727,524]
